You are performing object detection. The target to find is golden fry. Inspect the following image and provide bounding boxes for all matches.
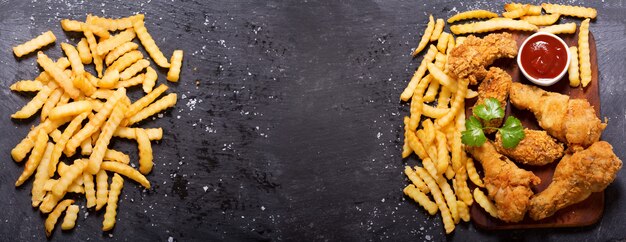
[568,46,580,87]
[404,166,429,193]
[167,50,184,82]
[99,69,120,89]
[136,128,154,174]
[32,142,54,207]
[502,4,529,19]
[436,176,459,223]
[521,13,561,26]
[473,188,498,218]
[77,38,92,64]
[450,18,538,35]
[415,167,455,234]
[142,66,158,93]
[402,117,412,158]
[113,127,163,140]
[422,105,450,119]
[430,18,445,42]
[579,18,592,87]
[408,73,432,130]
[96,28,136,56]
[120,59,150,80]
[542,3,597,19]
[436,32,450,53]
[128,93,177,125]
[134,18,170,68]
[103,173,124,231]
[95,169,108,210]
[505,3,542,16]
[401,45,438,101]
[84,172,96,208]
[422,76,439,102]
[48,101,92,120]
[406,130,428,160]
[13,31,56,57]
[447,10,498,23]
[404,184,438,215]
[538,22,577,34]
[107,50,143,74]
[105,42,139,66]
[101,161,150,188]
[454,167,474,206]
[60,42,84,75]
[466,157,484,187]
[48,112,89,176]
[15,130,48,186]
[11,86,53,119]
[37,52,81,99]
[61,204,80,230]
[436,79,468,128]
[72,73,97,96]
[83,24,104,77]
[457,200,470,222]
[412,15,435,57]
[435,131,449,175]
[104,149,130,164]
[421,159,438,180]
[88,104,125,174]
[12,117,72,162]
[51,160,85,198]
[87,14,143,31]
[44,199,74,237]
[10,80,43,92]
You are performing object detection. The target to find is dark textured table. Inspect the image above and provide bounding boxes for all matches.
[0,0,625,241]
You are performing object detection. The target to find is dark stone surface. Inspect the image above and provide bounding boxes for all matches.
[0,0,624,241]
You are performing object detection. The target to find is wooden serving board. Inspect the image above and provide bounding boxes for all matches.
[465,30,601,229]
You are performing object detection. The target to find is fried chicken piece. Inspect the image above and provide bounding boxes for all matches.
[495,129,565,166]
[473,67,512,133]
[509,82,606,148]
[529,141,622,220]
[467,141,541,222]
[448,32,518,85]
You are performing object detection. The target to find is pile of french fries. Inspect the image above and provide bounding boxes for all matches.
[9,14,183,237]
[401,2,597,234]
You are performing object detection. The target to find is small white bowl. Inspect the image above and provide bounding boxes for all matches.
[517,32,570,86]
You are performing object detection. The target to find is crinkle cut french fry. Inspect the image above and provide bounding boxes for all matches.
[450,132,463,172]
[404,166,429,193]
[10,80,43,92]
[121,59,150,81]
[88,104,126,174]
[13,31,56,57]
[473,188,498,218]
[521,14,561,26]
[73,73,97,96]
[167,50,184,82]
[502,4,529,19]
[61,204,79,230]
[408,73,431,130]
[114,127,163,140]
[403,184,438,215]
[134,18,171,68]
[32,142,54,207]
[454,166,474,206]
[37,52,81,99]
[87,14,144,31]
[466,157,484,187]
[116,73,145,88]
[401,44,438,101]
[505,3,542,16]
[41,88,63,121]
[11,86,52,119]
[105,149,130,164]
[84,172,96,208]
[402,117,412,158]
[127,84,169,118]
[542,3,597,19]
[40,191,62,214]
[539,22,577,34]
[446,35,455,56]
[579,19,592,87]
[51,160,85,198]
[101,162,150,188]
[105,42,139,66]
[456,200,470,222]
[435,131,449,175]
[91,89,115,99]
[83,24,103,77]
[49,129,62,143]
[95,169,109,211]
[108,50,143,74]
[436,79,468,128]
[48,101,92,120]
[15,129,48,186]
[99,69,120,89]
[136,128,154,174]
[422,75,439,102]
[429,19,445,42]
[450,18,538,35]
[447,10,498,23]
[96,28,136,56]
[422,105,449,119]
[415,167,455,234]
[103,173,124,231]
[65,87,126,157]
[436,176,459,224]
[48,112,89,177]
[77,38,92,64]
[142,66,157,93]
[128,93,177,125]
[411,15,435,57]
[60,42,84,75]
[436,32,450,53]
[60,19,83,32]
[12,117,72,162]
[44,199,74,237]
[568,46,580,87]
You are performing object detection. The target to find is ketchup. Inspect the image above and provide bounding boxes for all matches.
[520,34,568,79]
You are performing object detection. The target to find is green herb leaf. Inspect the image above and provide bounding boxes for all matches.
[499,116,525,148]
[461,116,486,147]
[473,98,504,122]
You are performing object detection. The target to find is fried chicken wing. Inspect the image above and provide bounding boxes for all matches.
[467,141,541,222]
[473,67,512,133]
[495,129,564,166]
[509,82,606,148]
[448,32,518,85]
[529,141,622,220]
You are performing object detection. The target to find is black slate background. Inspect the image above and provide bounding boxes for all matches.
[0,0,625,241]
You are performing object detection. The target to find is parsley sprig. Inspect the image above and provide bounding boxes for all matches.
[461,98,524,148]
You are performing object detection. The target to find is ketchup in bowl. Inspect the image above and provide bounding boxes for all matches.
[517,32,570,86]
